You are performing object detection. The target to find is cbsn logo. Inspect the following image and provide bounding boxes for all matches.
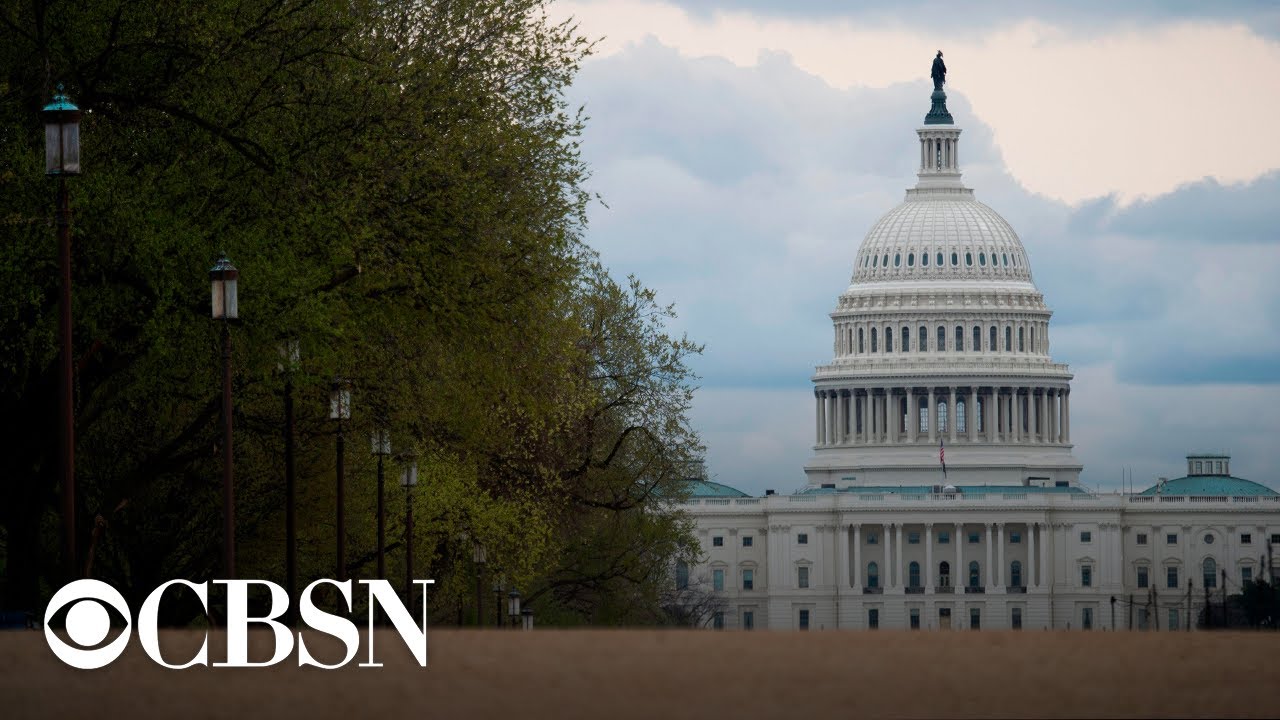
[45,578,435,670]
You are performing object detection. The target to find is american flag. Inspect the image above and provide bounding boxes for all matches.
[939,439,947,478]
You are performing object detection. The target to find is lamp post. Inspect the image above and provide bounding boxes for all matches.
[372,428,391,582]
[492,579,504,628]
[507,589,521,630]
[400,454,418,611]
[330,378,351,582]
[44,84,81,580]
[472,541,486,627]
[521,608,534,631]
[210,254,239,579]
[278,340,299,622]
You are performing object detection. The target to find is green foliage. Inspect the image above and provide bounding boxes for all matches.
[0,0,701,624]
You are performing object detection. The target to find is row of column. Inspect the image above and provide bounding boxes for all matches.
[920,134,958,172]
[833,319,1049,357]
[840,522,1049,592]
[815,385,1070,446]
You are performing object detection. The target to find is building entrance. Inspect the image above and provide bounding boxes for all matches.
[939,607,951,630]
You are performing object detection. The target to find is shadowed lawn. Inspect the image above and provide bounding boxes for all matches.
[2,629,1277,718]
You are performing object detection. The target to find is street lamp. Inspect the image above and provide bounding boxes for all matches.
[400,453,418,611]
[278,340,300,622]
[372,428,391,583]
[330,377,351,582]
[492,578,504,628]
[44,83,81,580]
[507,589,521,629]
[210,254,239,579]
[521,608,534,631]
[472,541,486,627]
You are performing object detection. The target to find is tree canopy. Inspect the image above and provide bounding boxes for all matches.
[0,0,703,625]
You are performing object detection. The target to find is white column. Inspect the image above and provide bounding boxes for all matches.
[1028,523,1037,589]
[954,523,964,590]
[908,388,917,443]
[862,391,871,445]
[1063,390,1070,443]
[985,523,994,588]
[1039,522,1049,589]
[815,391,823,445]
[886,388,897,444]
[968,387,977,442]
[928,388,937,443]
[925,524,934,589]
[883,523,893,589]
[852,525,862,589]
[837,392,847,445]
[838,524,850,589]
[896,524,905,591]
[1012,388,1021,443]
[997,523,1005,588]
[948,386,957,443]
[986,390,996,442]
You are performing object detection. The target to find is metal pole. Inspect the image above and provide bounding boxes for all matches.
[494,589,502,628]
[57,176,76,580]
[336,418,346,583]
[404,488,414,611]
[222,320,235,579]
[476,564,483,627]
[284,377,296,624]
[1186,580,1192,633]
[377,454,385,581]
[1222,569,1228,628]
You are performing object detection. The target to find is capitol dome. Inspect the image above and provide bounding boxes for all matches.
[806,76,1081,490]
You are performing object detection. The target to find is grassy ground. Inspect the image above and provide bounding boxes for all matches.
[2,629,1278,719]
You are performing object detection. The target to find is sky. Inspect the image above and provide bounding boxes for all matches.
[548,0,1280,495]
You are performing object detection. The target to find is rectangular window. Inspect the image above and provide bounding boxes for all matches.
[713,536,723,547]
[1271,533,1280,545]
[1168,608,1179,631]
[1011,607,1022,630]
[1241,533,1251,545]
[798,566,810,589]
[1137,566,1149,588]
[1167,566,1178,589]
[868,609,879,629]
[908,531,921,544]
[742,536,753,548]
[1167,533,1178,545]
[1080,531,1092,543]
[910,608,920,629]
[867,533,878,545]
[713,569,724,591]
[743,611,754,630]
[797,533,808,545]
[1010,532,1021,544]
[1082,607,1093,630]
[713,612,724,630]
[742,569,754,590]
[969,608,981,630]
[1243,567,1253,585]
[939,532,950,544]
[1081,565,1092,587]
[799,609,810,630]
[968,532,980,544]
[1136,533,1147,545]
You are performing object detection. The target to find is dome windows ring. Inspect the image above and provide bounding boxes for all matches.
[894,253,901,267]
[937,252,944,267]
[907,252,915,267]
[978,252,986,266]
[922,252,929,267]
[951,252,958,267]
[965,252,972,267]
[872,255,878,267]
[883,254,889,268]
[1002,253,1009,267]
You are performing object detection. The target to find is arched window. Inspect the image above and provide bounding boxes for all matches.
[951,252,959,266]
[973,326,981,352]
[1010,560,1022,588]
[1018,326,1025,352]
[907,252,915,267]
[871,328,878,353]
[969,561,981,588]
[1031,326,1037,353]
[885,327,893,353]
[1005,326,1012,352]
[894,253,901,267]
[937,326,946,351]
[955,325,964,351]
[909,562,921,588]
[936,252,944,267]
[858,328,864,354]
[922,252,929,267]
[989,326,997,352]
[872,255,878,267]
[867,561,880,589]
[1203,558,1217,589]
[979,252,986,266]
[902,327,910,352]
[939,561,951,587]
[965,252,973,266]
[1002,253,1009,267]
[920,326,928,351]
[676,560,689,590]
[957,400,966,433]
[937,401,948,432]
[883,254,889,268]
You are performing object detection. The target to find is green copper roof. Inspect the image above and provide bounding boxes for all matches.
[924,88,953,125]
[800,484,1087,495]
[1138,476,1277,497]
[687,479,751,498]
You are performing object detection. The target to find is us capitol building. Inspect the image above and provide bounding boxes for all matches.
[679,58,1280,631]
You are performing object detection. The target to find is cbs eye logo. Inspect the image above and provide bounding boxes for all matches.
[44,579,133,669]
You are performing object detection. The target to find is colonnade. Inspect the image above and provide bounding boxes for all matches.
[834,318,1049,357]
[839,521,1049,593]
[814,385,1069,446]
